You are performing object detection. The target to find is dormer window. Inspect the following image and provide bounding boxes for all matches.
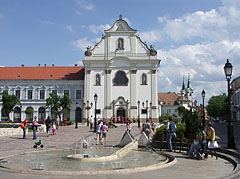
[117,38,124,50]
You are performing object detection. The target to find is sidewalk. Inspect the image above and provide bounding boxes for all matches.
[0,124,236,179]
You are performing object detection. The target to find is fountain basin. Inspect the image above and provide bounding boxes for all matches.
[67,140,138,162]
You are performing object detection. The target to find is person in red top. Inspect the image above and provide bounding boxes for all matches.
[22,118,28,139]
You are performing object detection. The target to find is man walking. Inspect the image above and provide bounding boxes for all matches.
[90,115,94,130]
[167,116,176,152]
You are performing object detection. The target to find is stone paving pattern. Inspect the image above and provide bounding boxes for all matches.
[0,122,238,179]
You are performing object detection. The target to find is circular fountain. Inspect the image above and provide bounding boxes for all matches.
[0,133,176,175]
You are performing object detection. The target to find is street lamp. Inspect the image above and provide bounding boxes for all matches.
[85,101,93,126]
[224,59,236,149]
[137,100,140,127]
[142,100,150,121]
[94,93,98,132]
[75,102,78,128]
[201,89,205,128]
[150,102,152,120]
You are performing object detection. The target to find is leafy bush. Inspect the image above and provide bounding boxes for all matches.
[66,121,74,125]
[176,123,186,134]
[153,125,166,141]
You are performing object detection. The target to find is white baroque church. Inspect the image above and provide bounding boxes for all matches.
[83,15,160,121]
[0,15,160,123]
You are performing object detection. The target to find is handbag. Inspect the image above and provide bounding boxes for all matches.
[208,140,218,148]
[21,123,25,129]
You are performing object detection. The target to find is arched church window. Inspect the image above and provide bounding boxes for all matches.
[117,38,124,50]
[95,74,101,86]
[113,71,128,86]
[142,73,147,85]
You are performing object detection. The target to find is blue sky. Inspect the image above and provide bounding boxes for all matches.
[0,0,240,104]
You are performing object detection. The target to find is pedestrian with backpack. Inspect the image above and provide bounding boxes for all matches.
[167,116,176,152]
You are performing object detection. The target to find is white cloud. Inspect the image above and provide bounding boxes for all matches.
[157,39,240,103]
[139,30,161,43]
[123,17,131,25]
[77,0,94,10]
[157,15,169,23]
[65,25,75,33]
[88,24,111,34]
[72,37,101,51]
[41,20,55,25]
[72,37,94,51]
[76,60,83,66]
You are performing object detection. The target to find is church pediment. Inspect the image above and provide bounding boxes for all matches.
[104,14,137,33]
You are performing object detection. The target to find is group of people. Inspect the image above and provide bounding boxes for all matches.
[95,119,109,145]
[21,115,61,139]
[188,123,216,160]
[21,116,39,139]
[165,116,217,159]
[141,119,156,139]
[44,116,60,137]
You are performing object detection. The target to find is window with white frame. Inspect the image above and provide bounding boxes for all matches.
[52,90,57,95]
[15,90,20,99]
[64,90,69,97]
[28,90,33,99]
[76,90,81,99]
[40,90,45,99]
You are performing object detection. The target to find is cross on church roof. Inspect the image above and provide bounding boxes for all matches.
[119,14,122,19]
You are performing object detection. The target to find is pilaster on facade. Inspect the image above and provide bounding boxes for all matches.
[151,69,158,119]
[104,69,112,119]
[130,69,137,119]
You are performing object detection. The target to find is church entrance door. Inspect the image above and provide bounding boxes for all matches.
[117,107,125,118]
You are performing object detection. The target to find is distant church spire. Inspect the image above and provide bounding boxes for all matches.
[187,73,193,92]
[180,75,185,95]
[180,73,194,99]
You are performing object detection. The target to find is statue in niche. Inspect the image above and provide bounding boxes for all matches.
[117,38,124,50]
[96,74,101,86]
[117,24,124,31]
[142,74,147,85]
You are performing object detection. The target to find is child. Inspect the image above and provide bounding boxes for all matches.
[52,122,56,135]
[101,122,108,145]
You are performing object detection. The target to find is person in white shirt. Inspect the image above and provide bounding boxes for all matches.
[90,115,94,129]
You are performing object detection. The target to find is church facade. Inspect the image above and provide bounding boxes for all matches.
[83,15,160,121]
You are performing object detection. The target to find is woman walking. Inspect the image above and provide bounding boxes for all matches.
[22,118,28,139]
[101,122,108,145]
[33,116,38,139]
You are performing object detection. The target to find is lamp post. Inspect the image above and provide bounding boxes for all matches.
[137,100,140,127]
[201,89,205,128]
[224,59,236,149]
[85,101,93,126]
[150,102,152,121]
[94,93,98,132]
[142,100,150,121]
[75,102,78,128]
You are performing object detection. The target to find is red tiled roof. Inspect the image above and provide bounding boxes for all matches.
[0,66,84,80]
[158,92,188,106]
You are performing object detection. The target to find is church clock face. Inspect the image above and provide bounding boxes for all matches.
[113,71,129,86]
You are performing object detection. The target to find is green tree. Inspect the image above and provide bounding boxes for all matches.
[1,91,20,120]
[183,110,200,137]
[206,94,227,120]
[45,93,72,119]
[25,107,33,121]
[177,106,186,122]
